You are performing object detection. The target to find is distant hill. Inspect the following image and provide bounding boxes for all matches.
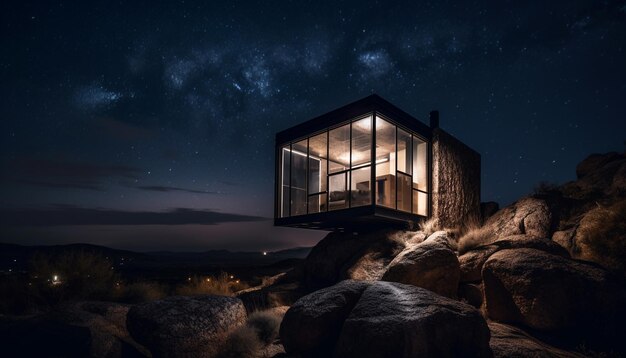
[0,242,311,278]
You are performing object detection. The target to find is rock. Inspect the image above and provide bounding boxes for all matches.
[483,248,626,350]
[335,281,491,358]
[488,322,584,358]
[551,229,577,255]
[381,238,460,298]
[481,201,500,223]
[459,283,483,308]
[576,152,623,179]
[59,301,149,358]
[459,235,569,282]
[0,315,92,357]
[484,197,552,239]
[303,229,405,290]
[564,154,626,201]
[127,295,246,358]
[280,280,370,357]
[422,230,456,250]
[281,280,492,358]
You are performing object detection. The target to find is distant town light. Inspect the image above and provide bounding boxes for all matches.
[263,251,267,256]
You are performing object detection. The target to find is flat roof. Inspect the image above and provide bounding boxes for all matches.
[276,94,432,145]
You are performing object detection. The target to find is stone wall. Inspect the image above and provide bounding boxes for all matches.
[431,128,481,228]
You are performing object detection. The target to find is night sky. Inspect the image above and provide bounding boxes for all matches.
[1,1,625,251]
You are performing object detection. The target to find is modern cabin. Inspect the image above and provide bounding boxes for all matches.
[274,95,480,230]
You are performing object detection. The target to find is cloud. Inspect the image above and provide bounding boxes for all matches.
[73,83,123,110]
[2,157,141,191]
[134,185,223,195]
[0,207,268,226]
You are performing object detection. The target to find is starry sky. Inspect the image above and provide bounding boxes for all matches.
[1,0,625,251]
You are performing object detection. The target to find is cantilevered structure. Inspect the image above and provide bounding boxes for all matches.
[275,94,480,230]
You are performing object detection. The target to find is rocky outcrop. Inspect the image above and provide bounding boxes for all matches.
[127,295,246,358]
[302,229,405,290]
[482,248,626,350]
[279,280,370,357]
[459,235,569,282]
[488,322,584,358]
[381,233,460,298]
[281,280,491,358]
[483,197,552,239]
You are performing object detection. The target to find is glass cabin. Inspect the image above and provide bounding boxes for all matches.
[275,95,435,230]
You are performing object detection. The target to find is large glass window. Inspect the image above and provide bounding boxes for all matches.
[277,112,429,219]
[375,117,396,208]
[280,145,290,217]
[290,140,308,216]
[412,136,428,216]
[308,132,327,214]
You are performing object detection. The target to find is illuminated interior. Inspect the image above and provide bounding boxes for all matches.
[279,114,429,218]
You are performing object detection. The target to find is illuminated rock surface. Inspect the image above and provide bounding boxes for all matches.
[281,280,491,358]
[381,238,460,298]
[458,235,568,282]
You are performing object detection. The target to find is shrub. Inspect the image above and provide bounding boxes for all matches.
[247,310,282,344]
[117,281,166,303]
[29,250,117,302]
[219,325,262,358]
[176,272,248,297]
[577,200,626,273]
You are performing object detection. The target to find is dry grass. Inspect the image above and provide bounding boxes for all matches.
[247,310,282,344]
[219,325,262,358]
[219,308,284,358]
[176,272,249,297]
[457,218,495,255]
[419,218,442,237]
[577,200,626,273]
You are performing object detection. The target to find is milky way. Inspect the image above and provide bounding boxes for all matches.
[1,0,625,250]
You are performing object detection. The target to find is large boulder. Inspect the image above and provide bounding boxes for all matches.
[483,197,552,239]
[279,280,370,357]
[0,301,148,358]
[482,248,626,350]
[0,315,92,357]
[381,235,460,298]
[459,235,569,282]
[303,229,405,290]
[575,152,623,179]
[281,280,492,358]
[488,322,584,358]
[127,295,246,358]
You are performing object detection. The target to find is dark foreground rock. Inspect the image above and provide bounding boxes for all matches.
[127,295,246,358]
[488,322,584,358]
[0,315,92,357]
[279,280,370,356]
[0,301,147,358]
[483,248,626,351]
[281,280,492,358]
[459,235,569,282]
[381,234,460,298]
